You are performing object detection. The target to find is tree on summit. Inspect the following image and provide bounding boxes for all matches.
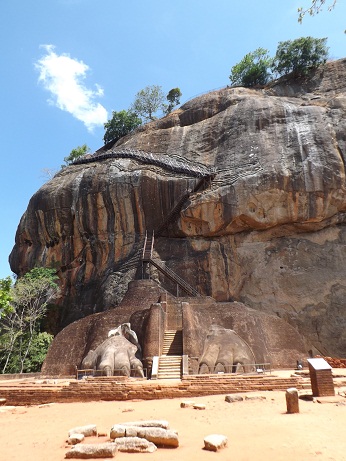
[229,48,272,87]
[271,37,329,77]
[103,110,142,144]
[164,88,182,115]
[131,85,165,122]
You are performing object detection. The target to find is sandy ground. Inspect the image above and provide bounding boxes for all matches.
[1,386,346,461]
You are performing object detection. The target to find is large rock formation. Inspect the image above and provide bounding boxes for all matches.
[10,59,346,356]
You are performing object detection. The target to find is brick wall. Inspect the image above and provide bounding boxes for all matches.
[0,374,303,406]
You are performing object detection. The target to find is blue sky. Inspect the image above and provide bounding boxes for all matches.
[1,0,345,279]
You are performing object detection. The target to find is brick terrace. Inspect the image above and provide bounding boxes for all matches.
[0,374,304,406]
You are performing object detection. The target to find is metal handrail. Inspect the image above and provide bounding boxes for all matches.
[149,258,200,297]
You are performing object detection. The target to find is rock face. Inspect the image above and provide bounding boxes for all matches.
[10,59,346,356]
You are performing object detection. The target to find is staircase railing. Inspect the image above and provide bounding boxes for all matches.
[149,258,200,297]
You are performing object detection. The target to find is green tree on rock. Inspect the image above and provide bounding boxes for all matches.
[131,85,165,122]
[229,48,272,88]
[63,144,90,167]
[103,110,142,145]
[164,88,182,115]
[271,37,329,77]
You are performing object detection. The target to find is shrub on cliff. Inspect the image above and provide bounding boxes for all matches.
[271,36,329,77]
[229,48,272,87]
[63,144,90,167]
[103,110,142,145]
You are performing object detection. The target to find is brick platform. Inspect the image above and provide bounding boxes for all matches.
[0,374,304,406]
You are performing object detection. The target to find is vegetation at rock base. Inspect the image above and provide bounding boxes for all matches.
[0,268,59,374]
[229,48,272,87]
[271,37,329,77]
[63,144,90,167]
[0,277,13,319]
[103,110,142,145]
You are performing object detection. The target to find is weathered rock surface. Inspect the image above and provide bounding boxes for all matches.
[121,420,169,429]
[10,59,346,355]
[204,434,228,451]
[113,436,157,453]
[67,434,85,445]
[286,387,300,414]
[225,395,244,403]
[65,443,116,458]
[68,425,97,437]
[110,424,179,448]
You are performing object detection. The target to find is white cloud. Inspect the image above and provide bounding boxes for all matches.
[35,45,108,132]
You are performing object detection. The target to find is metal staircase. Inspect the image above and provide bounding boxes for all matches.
[142,232,200,297]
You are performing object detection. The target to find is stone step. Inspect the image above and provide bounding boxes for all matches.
[162,330,183,356]
[157,355,182,380]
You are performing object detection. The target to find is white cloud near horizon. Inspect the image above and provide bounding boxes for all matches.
[35,45,108,132]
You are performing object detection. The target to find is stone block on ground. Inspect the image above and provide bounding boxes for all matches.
[121,419,169,429]
[67,433,85,445]
[110,425,126,438]
[193,403,206,410]
[286,387,299,414]
[225,395,244,403]
[68,424,97,437]
[65,443,117,458]
[110,425,178,448]
[113,436,157,453]
[0,398,7,405]
[204,434,228,451]
[180,400,195,408]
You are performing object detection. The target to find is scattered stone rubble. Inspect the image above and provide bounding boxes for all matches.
[110,424,179,448]
[64,406,231,458]
[65,419,180,458]
[204,434,228,452]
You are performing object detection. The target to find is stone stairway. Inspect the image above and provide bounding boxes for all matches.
[162,330,183,355]
[157,330,183,379]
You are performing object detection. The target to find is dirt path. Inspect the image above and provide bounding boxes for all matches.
[1,390,346,461]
